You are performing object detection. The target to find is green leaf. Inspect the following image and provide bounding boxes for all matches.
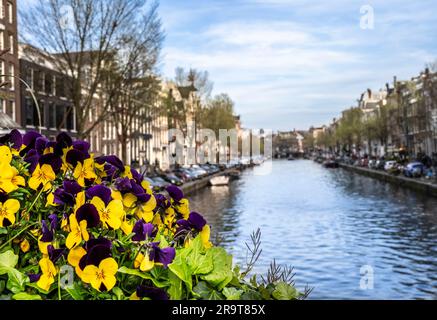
[200,247,233,290]
[222,287,243,300]
[0,250,29,294]
[0,280,5,293]
[117,266,169,288]
[186,236,213,275]
[168,249,193,293]
[112,287,125,300]
[168,270,184,300]
[0,250,18,272]
[193,281,224,300]
[65,282,86,300]
[272,282,298,300]
[0,228,8,235]
[6,268,29,293]
[12,292,42,300]
[241,289,263,300]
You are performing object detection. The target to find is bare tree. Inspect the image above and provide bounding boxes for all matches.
[102,2,164,163]
[174,67,214,101]
[19,0,149,139]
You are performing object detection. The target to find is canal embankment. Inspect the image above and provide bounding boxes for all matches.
[180,168,240,196]
[338,163,437,197]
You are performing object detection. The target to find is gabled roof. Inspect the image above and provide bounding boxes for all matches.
[177,85,197,99]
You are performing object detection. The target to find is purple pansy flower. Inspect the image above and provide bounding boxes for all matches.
[148,242,176,268]
[66,149,87,167]
[132,220,155,242]
[95,155,125,172]
[79,238,113,270]
[40,220,54,242]
[76,203,100,228]
[136,285,169,300]
[0,129,22,150]
[86,185,111,205]
[28,273,41,283]
[115,177,132,193]
[166,185,184,202]
[176,212,207,233]
[47,245,65,263]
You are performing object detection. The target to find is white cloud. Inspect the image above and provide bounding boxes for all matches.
[159,0,437,130]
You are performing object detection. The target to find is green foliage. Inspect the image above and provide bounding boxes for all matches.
[0,250,29,294]
[199,94,236,136]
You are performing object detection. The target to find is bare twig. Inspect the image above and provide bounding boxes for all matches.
[241,228,262,277]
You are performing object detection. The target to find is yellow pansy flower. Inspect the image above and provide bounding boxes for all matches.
[73,158,97,187]
[134,252,154,272]
[0,166,25,194]
[66,214,89,249]
[0,198,20,227]
[82,258,118,291]
[121,219,134,236]
[29,164,56,191]
[0,145,13,165]
[20,239,30,253]
[37,258,58,291]
[200,225,213,249]
[67,246,87,279]
[174,198,190,219]
[90,197,123,229]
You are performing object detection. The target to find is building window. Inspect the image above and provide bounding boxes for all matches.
[0,2,4,19]
[38,100,45,127]
[25,98,37,126]
[8,63,13,90]
[66,105,74,130]
[56,104,65,129]
[8,34,13,54]
[24,67,33,88]
[7,2,12,24]
[56,76,65,98]
[9,100,15,121]
[0,98,4,113]
[0,31,3,50]
[0,60,4,76]
[34,69,44,92]
[48,102,56,128]
[45,73,53,95]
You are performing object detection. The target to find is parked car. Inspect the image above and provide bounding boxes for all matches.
[174,168,193,182]
[368,159,377,169]
[384,161,398,171]
[375,159,386,170]
[149,176,170,190]
[161,173,183,186]
[143,177,161,191]
[403,162,425,178]
[360,158,369,168]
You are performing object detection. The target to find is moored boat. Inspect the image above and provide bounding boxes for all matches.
[323,160,339,168]
[209,175,230,186]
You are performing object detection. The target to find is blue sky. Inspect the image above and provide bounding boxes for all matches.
[158,0,437,130]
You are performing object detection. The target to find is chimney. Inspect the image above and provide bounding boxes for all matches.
[393,76,397,87]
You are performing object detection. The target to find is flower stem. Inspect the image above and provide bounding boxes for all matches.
[58,272,62,300]
[0,222,38,251]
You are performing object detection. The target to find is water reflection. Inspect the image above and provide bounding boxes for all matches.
[188,160,437,299]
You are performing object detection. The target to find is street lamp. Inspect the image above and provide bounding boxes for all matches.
[0,73,42,133]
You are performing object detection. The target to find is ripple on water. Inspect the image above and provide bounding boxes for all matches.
[188,160,437,299]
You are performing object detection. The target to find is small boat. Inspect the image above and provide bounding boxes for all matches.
[323,160,339,168]
[209,175,230,186]
[288,156,295,161]
[227,169,241,180]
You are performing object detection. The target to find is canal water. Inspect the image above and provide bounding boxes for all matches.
[188,160,437,299]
